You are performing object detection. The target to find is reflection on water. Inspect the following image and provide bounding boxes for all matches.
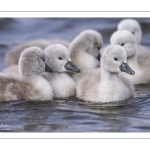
[0,18,150,132]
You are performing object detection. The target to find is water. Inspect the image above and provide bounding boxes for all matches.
[0,18,150,132]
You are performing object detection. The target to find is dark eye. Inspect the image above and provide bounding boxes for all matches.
[98,46,101,50]
[94,43,98,48]
[40,56,45,61]
[114,57,118,61]
[121,43,124,46]
[132,32,134,35]
[58,57,63,60]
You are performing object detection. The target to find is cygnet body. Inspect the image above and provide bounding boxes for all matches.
[110,30,150,84]
[2,65,19,79]
[5,39,69,67]
[69,29,103,70]
[44,44,81,98]
[0,47,53,101]
[75,45,134,103]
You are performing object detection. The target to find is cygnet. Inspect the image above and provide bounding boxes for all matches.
[110,30,150,84]
[69,29,103,70]
[44,44,81,98]
[74,45,135,103]
[0,46,53,101]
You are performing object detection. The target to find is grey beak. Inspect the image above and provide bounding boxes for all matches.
[97,53,101,61]
[45,64,53,73]
[64,61,82,73]
[119,62,135,75]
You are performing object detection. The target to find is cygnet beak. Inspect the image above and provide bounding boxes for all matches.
[45,63,53,73]
[97,53,101,61]
[64,61,82,73]
[119,62,135,75]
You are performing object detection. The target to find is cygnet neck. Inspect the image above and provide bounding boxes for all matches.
[127,53,139,68]
[100,66,120,82]
[71,49,98,69]
[44,72,57,80]
[19,68,39,84]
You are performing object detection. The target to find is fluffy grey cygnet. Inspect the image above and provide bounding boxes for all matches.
[43,44,81,98]
[0,46,53,101]
[69,29,103,70]
[74,45,134,103]
[110,30,150,84]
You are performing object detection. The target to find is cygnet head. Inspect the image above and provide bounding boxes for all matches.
[101,45,135,75]
[44,44,82,73]
[117,19,142,44]
[19,46,53,80]
[70,29,103,58]
[110,30,137,58]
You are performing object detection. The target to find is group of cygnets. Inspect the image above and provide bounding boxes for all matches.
[0,18,150,103]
